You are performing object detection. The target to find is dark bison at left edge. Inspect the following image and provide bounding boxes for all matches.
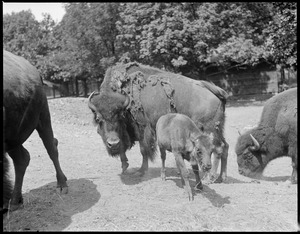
[88,62,229,183]
[3,50,68,212]
[235,88,297,184]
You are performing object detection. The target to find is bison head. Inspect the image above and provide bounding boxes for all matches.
[235,131,267,178]
[88,90,133,156]
[190,132,214,172]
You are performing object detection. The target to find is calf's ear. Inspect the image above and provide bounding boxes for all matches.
[186,139,194,152]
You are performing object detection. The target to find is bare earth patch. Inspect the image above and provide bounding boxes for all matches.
[3,97,298,231]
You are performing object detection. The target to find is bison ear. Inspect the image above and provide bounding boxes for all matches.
[121,90,131,109]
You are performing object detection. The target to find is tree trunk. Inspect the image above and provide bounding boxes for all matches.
[75,77,79,97]
[83,79,88,97]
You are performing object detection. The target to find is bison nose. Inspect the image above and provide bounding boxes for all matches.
[202,163,212,172]
[107,138,120,148]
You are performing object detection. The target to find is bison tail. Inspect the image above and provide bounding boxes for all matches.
[2,153,13,211]
[142,123,157,162]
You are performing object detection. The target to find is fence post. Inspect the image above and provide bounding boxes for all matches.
[53,86,55,98]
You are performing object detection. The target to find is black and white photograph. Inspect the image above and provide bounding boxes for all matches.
[3,2,297,231]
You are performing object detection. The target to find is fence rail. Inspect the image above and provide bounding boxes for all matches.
[44,67,297,99]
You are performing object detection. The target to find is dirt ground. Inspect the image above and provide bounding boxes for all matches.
[3,97,298,231]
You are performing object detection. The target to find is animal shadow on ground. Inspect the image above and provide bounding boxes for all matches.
[260,175,290,182]
[119,167,163,185]
[200,185,231,207]
[164,169,231,207]
[3,178,100,232]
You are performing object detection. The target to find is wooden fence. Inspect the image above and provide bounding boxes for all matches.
[44,66,297,99]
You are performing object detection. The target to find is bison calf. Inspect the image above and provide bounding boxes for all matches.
[156,113,214,201]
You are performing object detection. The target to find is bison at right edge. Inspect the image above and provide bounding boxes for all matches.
[235,88,297,184]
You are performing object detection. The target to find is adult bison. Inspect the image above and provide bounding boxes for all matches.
[88,62,229,183]
[3,50,68,212]
[235,88,297,184]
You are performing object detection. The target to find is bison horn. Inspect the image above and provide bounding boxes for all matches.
[88,91,97,111]
[249,134,260,151]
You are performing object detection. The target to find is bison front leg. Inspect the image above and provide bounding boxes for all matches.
[216,141,229,183]
[209,141,229,183]
[7,145,30,211]
[134,142,149,176]
[174,152,193,201]
[120,152,129,173]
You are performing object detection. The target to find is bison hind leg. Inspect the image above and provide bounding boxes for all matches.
[36,104,68,194]
[2,153,13,213]
[7,145,30,211]
[291,161,297,184]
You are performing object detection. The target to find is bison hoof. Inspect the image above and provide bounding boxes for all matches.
[290,179,297,184]
[121,162,129,174]
[9,204,23,212]
[56,186,68,194]
[202,173,215,184]
[8,199,24,212]
[214,176,223,183]
[194,182,203,191]
[185,190,194,201]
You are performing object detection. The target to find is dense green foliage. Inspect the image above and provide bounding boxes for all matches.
[3,2,297,83]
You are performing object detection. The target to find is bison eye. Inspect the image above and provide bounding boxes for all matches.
[95,115,103,124]
[98,120,104,128]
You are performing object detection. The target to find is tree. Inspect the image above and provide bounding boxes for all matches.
[54,3,121,85]
[3,10,41,64]
[116,3,278,78]
[265,2,297,69]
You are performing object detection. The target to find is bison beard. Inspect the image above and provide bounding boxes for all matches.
[101,118,135,157]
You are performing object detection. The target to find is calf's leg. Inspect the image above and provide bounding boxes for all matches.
[174,152,193,201]
[191,164,203,190]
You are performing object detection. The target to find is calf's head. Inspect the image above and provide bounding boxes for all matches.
[190,132,214,171]
[88,91,131,156]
